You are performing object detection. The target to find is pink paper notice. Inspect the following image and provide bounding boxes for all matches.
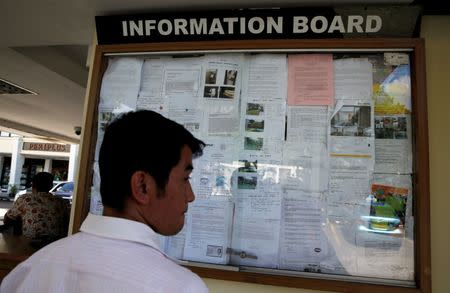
[287,54,334,106]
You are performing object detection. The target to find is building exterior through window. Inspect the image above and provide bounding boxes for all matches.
[0,131,79,194]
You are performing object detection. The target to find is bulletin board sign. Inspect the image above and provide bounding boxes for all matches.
[72,38,430,293]
[95,6,422,44]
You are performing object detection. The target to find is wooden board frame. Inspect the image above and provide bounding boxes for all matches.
[72,38,431,293]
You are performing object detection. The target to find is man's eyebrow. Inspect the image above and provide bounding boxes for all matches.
[185,164,194,171]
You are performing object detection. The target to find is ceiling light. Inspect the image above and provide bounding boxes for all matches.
[0,78,37,95]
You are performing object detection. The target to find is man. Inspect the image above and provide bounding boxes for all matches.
[1,110,208,293]
[3,172,70,241]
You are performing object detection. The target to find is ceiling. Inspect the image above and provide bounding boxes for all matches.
[0,0,445,143]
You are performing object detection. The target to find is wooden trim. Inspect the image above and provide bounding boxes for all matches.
[190,267,420,293]
[73,38,431,292]
[410,39,432,293]
[96,38,423,54]
[71,47,106,233]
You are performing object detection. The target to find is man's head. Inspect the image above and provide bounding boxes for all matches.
[32,172,54,193]
[99,110,205,235]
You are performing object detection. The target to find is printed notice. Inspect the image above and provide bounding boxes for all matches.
[279,192,327,271]
[183,199,234,264]
[287,54,334,106]
[99,57,143,109]
[334,58,372,101]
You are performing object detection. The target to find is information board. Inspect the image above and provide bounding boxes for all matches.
[73,39,430,293]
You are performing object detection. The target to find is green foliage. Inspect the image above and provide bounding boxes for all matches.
[8,184,17,196]
[373,83,410,115]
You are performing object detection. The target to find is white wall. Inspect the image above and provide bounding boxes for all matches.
[0,137,14,154]
[421,15,450,293]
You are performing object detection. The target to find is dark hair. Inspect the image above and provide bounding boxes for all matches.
[99,110,205,211]
[33,172,54,192]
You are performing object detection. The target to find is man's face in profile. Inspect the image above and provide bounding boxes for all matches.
[148,145,195,235]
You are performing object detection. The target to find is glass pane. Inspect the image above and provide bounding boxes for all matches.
[91,51,414,285]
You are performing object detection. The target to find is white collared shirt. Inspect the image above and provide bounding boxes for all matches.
[0,214,209,293]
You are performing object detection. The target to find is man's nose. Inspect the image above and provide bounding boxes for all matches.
[186,182,195,202]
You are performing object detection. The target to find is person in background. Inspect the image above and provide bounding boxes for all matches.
[1,110,208,293]
[3,172,70,242]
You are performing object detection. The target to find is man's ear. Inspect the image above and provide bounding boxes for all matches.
[130,171,152,205]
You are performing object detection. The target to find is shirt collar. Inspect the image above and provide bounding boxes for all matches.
[80,213,166,255]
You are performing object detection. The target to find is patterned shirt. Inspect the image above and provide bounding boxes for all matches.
[4,192,70,240]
